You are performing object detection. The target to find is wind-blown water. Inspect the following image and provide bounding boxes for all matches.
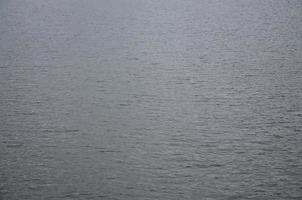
[0,0,302,199]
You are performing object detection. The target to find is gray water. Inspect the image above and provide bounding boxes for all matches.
[1,0,302,199]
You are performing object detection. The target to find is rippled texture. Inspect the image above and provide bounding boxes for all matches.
[1,0,302,199]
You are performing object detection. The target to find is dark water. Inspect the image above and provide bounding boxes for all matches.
[1,0,302,199]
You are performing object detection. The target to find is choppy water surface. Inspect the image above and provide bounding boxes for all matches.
[1,0,302,199]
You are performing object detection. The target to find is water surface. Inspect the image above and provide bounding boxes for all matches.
[0,0,302,199]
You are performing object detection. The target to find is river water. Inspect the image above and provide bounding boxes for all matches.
[0,0,302,199]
